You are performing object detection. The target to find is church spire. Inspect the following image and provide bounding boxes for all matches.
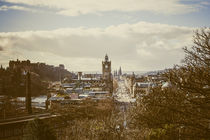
[118,66,122,76]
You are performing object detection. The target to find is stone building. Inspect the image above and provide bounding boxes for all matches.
[8,59,72,81]
[102,54,113,93]
[102,54,111,81]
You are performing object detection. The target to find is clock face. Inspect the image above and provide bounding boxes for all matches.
[105,65,108,69]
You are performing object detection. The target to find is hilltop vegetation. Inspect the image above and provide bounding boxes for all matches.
[0,61,72,97]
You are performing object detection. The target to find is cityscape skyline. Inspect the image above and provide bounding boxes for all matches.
[0,0,210,71]
[0,1,209,139]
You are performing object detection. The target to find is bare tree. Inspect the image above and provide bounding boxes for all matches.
[130,28,210,139]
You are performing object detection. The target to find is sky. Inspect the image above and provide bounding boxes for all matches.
[0,0,209,72]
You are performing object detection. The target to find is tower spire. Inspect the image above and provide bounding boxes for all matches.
[119,66,122,76]
[105,54,109,61]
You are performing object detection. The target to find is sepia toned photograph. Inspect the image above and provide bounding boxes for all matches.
[0,0,209,139]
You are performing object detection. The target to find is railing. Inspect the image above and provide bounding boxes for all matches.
[0,113,62,139]
[0,113,51,124]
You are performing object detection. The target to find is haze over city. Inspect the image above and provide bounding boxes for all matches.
[0,0,209,71]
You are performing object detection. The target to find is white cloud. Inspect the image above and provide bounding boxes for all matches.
[200,1,210,6]
[0,22,194,71]
[3,0,200,16]
[0,5,38,12]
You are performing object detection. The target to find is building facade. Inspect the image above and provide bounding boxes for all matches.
[102,54,111,81]
[65,54,113,95]
[102,54,113,93]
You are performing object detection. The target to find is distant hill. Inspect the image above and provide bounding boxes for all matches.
[142,69,167,76]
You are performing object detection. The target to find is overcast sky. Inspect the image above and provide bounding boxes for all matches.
[0,0,209,72]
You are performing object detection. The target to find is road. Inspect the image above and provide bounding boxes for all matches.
[114,79,134,103]
[113,78,136,129]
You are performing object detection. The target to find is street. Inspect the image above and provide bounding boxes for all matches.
[114,79,134,103]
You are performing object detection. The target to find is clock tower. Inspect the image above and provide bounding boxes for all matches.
[102,54,111,81]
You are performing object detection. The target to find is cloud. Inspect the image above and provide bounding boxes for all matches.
[0,5,37,12]
[3,0,201,16]
[0,22,194,71]
[200,1,210,6]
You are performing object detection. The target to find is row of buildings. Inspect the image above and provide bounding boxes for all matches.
[124,71,168,98]
[0,55,114,115]
[48,55,114,108]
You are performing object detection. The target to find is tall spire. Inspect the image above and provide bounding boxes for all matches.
[105,54,109,61]
[119,66,122,76]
